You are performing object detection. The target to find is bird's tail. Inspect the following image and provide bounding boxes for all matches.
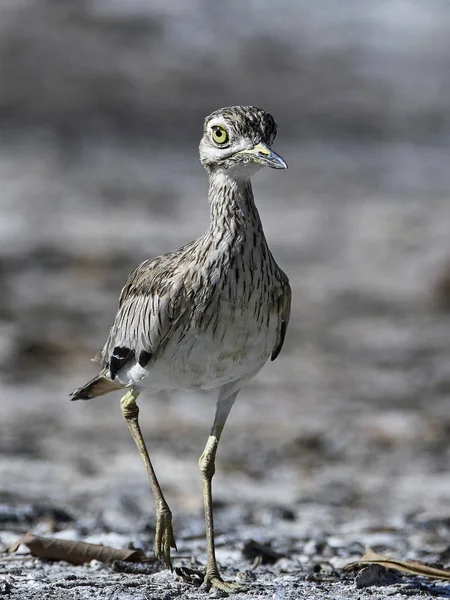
[70,373,123,401]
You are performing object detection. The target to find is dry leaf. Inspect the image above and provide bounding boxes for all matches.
[7,533,146,565]
[345,548,450,580]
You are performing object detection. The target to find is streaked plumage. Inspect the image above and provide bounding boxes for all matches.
[70,106,290,591]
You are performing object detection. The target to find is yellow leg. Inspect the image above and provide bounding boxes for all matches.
[120,389,176,569]
[198,386,243,592]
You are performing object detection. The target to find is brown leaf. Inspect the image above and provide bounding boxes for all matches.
[344,548,450,580]
[7,533,146,565]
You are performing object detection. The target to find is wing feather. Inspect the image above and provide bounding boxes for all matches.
[99,254,189,373]
[271,274,291,361]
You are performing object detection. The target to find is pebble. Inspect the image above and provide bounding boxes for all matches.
[355,564,400,588]
[89,559,107,571]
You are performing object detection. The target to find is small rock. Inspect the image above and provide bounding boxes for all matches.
[89,559,107,571]
[302,538,330,557]
[355,564,400,588]
[0,577,12,595]
[342,541,366,557]
[111,560,159,575]
[242,539,286,565]
[262,505,296,525]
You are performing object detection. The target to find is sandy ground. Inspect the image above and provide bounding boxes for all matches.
[1,135,450,598]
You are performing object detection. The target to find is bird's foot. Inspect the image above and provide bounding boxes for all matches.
[176,567,244,593]
[201,572,244,593]
[155,507,177,569]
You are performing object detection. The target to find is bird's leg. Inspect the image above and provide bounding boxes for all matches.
[199,385,243,592]
[120,388,177,569]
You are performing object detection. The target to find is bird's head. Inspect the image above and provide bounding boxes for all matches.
[199,106,287,178]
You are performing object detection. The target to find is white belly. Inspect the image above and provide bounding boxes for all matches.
[120,305,279,392]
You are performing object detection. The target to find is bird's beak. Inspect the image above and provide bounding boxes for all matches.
[236,142,288,170]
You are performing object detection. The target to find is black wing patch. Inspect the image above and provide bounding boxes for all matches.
[138,350,152,368]
[271,320,287,362]
[110,346,134,380]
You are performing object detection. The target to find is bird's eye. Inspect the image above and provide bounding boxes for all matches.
[211,125,229,145]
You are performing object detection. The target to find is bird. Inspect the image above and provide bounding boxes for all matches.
[70,106,291,591]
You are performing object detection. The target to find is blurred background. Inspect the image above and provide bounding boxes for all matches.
[1,0,450,537]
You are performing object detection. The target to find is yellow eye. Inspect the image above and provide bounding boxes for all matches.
[211,125,229,145]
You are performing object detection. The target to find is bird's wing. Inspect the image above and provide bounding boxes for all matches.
[271,274,291,361]
[98,253,190,378]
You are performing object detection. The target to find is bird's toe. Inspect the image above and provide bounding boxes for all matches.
[154,508,177,569]
[201,573,245,593]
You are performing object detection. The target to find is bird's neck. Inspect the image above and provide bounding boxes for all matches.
[207,170,263,237]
